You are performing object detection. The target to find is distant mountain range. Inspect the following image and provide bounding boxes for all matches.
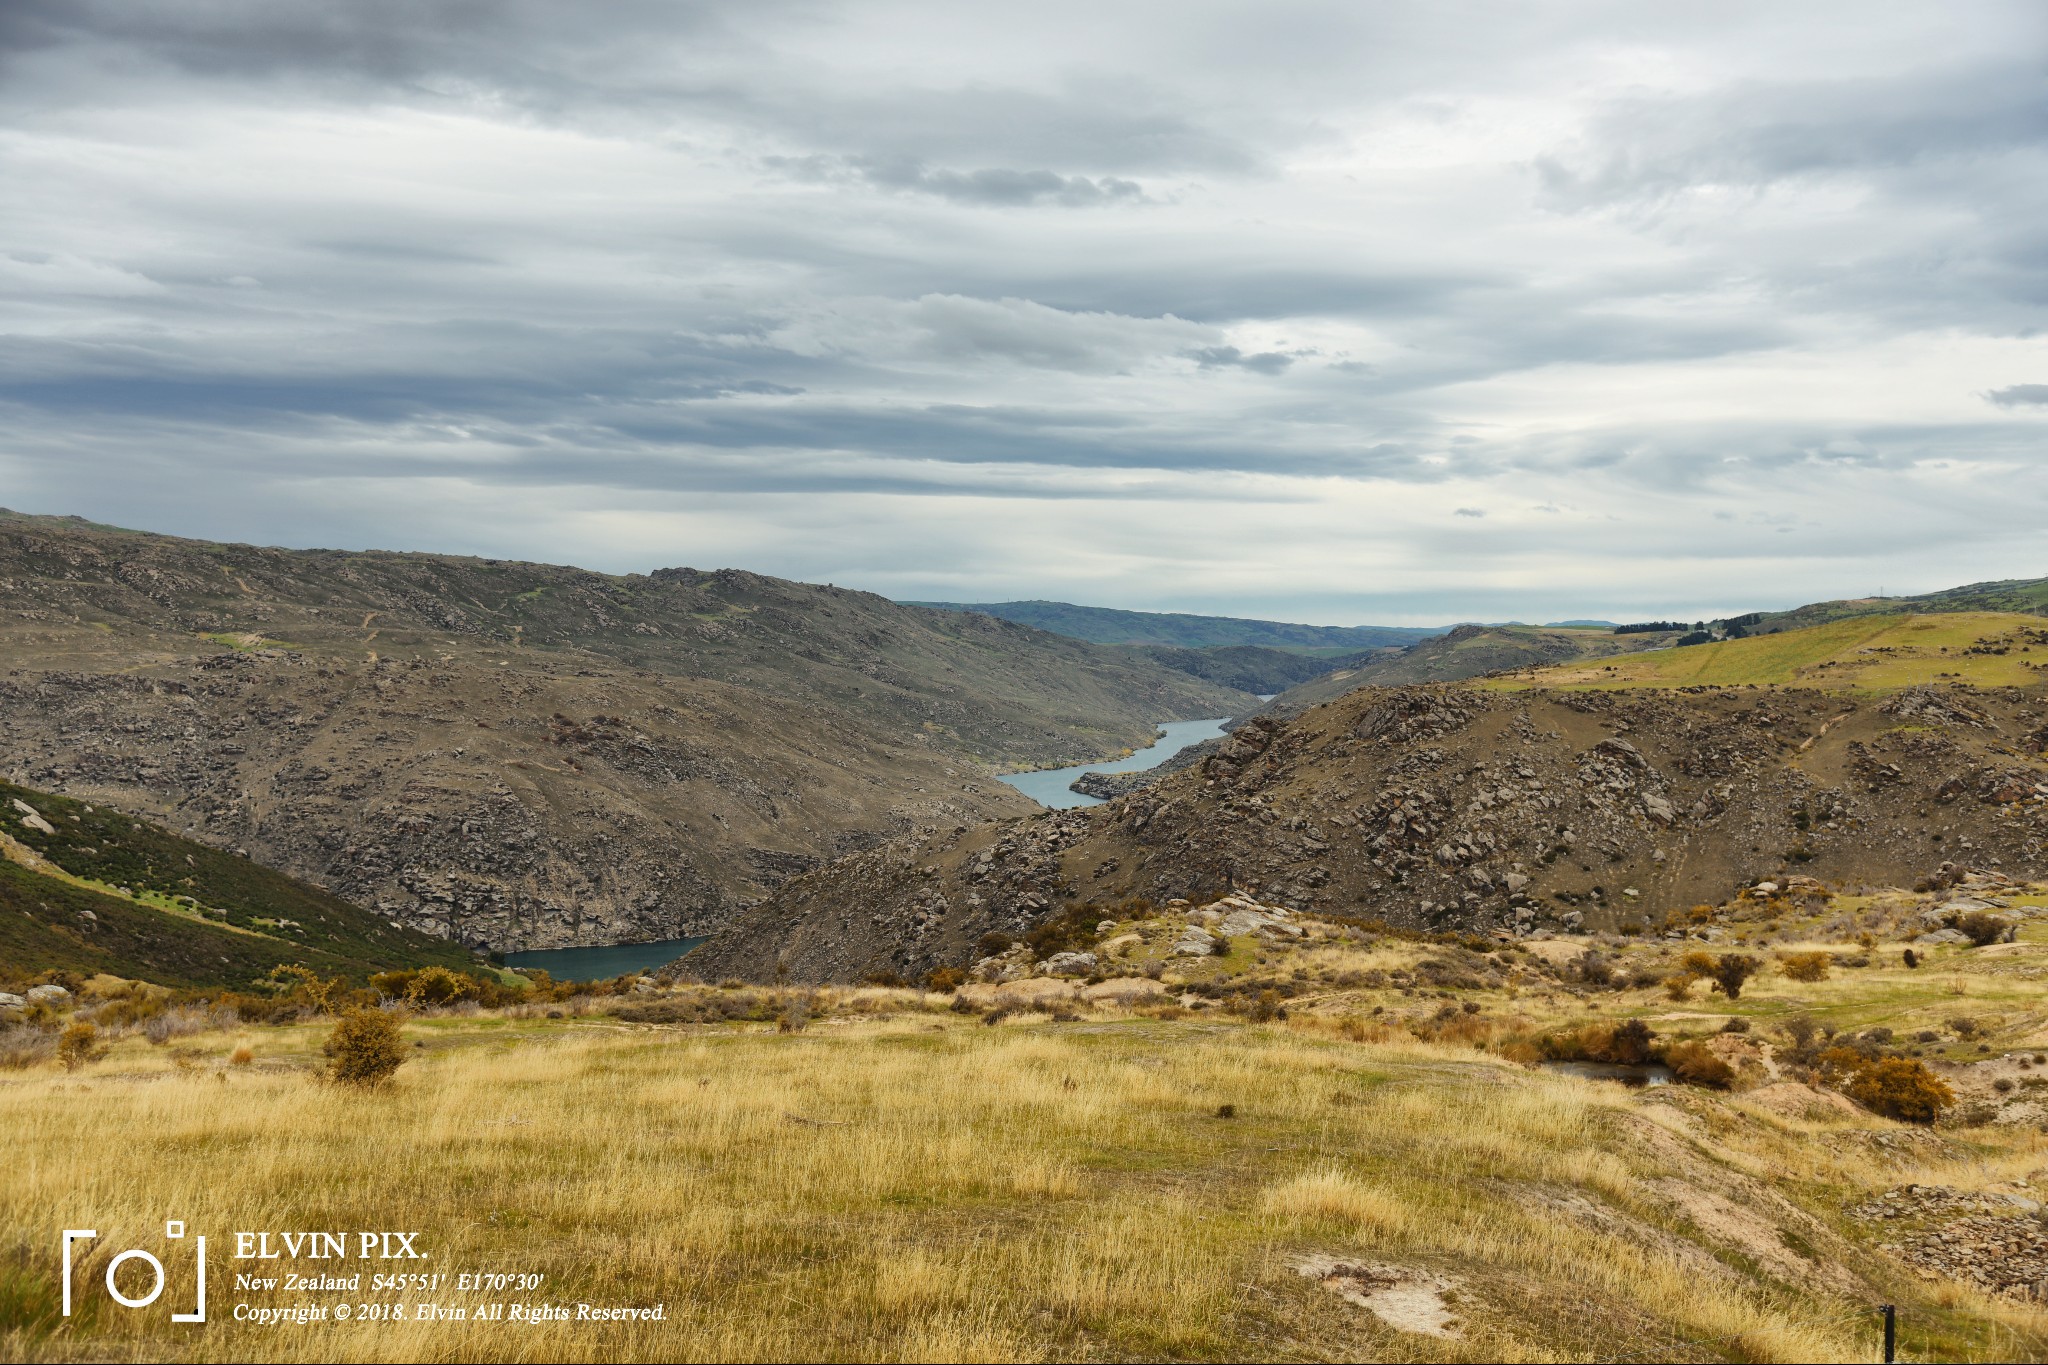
[903,600,1442,652]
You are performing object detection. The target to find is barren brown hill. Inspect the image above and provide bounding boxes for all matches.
[0,512,1253,950]
[688,681,2048,982]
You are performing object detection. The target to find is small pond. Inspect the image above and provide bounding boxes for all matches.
[1539,1060,1674,1088]
[502,936,705,982]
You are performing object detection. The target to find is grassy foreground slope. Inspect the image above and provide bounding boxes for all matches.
[0,781,481,987]
[8,922,2048,1363]
[1500,613,2048,692]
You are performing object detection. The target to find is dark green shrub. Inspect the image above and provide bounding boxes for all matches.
[1954,912,2011,947]
[1609,1018,1655,1065]
[1707,954,1760,1000]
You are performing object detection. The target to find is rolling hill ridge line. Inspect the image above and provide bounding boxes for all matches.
[3,506,2043,970]
[0,510,1251,953]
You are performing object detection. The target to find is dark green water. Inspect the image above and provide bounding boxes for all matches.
[502,936,705,982]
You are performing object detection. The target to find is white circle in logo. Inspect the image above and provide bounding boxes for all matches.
[106,1249,165,1308]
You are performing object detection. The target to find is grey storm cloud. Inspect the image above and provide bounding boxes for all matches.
[1187,346,1293,374]
[1986,384,2048,408]
[848,159,1146,208]
[2,0,2046,621]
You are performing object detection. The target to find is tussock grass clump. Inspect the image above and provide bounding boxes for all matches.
[0,1022,55,1069]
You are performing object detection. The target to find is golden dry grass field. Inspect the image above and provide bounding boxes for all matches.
[7,962,2048,1364]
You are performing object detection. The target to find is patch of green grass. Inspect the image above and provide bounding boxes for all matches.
[1493,612,2047,692]
[0,780,483,987]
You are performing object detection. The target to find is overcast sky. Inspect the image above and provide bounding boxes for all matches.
[3,2,2045,624]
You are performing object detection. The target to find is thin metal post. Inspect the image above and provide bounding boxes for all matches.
[1882,1303,1896,1363]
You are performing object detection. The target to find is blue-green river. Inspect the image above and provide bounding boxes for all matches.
[503,936,705,982]
[996,716,1230,809]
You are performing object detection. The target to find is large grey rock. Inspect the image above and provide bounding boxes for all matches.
[1915,928,1971,946]
[0,992,24,1010]
[8,799,55,836]
[26,984,70,1003]
[1217,909,1272,937]
[1040,951,1098,977]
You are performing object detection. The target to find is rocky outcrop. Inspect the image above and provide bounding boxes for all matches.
[1066,733,1223,800]
[692,681,2048,981]
[1850,1184,2048,1300]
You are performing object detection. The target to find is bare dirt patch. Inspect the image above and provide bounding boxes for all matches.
[1292,1254,1461,1337]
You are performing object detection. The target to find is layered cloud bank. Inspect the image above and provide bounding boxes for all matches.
[2,1,2044,621]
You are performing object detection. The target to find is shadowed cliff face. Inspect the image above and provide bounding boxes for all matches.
[687,683,2048,983]
[0,513,1254,950]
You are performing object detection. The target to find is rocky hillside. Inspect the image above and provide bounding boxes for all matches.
[687,681,2048,982]
[0,512,1253,951]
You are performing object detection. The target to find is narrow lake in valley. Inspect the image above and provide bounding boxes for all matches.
[503,935,705,982]
[512,716,1238,972]
[997,716,1231,809]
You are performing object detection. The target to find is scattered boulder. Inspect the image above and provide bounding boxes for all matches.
[25,984,70,1003]
[9,798,56,836]
[1040,951,1098,977]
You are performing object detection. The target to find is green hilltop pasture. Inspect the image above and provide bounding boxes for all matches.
[0,780,485,988]
[1493,613,2048,693]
